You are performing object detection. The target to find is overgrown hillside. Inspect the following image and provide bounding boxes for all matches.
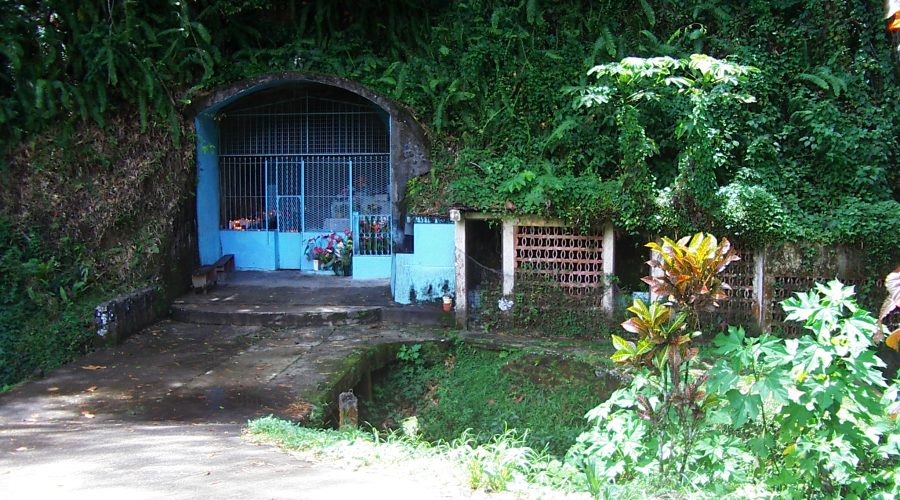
[1,0,898,385]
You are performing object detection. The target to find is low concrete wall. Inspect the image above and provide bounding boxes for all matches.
[94,287,164,346]
[392,217,455,304]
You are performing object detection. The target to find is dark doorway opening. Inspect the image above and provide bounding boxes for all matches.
[465,220,502,315]
[615,232,650,301]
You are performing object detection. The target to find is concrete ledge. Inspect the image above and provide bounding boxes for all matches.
[170,303,382,327]
[381,304,452,327]
[94,287,163,346]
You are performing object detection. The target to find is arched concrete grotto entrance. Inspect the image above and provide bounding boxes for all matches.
[192,74,430,279]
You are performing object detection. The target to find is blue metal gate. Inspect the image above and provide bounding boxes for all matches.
[217,86,391,271]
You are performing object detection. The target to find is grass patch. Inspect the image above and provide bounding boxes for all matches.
[363,343,620,457]
[245,415,585,495]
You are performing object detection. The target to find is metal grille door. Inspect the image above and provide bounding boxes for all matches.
[217,85,391,269]
[275,158,302,232]
[304,156,351,232]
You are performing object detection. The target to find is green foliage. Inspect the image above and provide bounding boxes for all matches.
[246,415,372,453]
[2,0,898,386]
[0,217,100,385]
[602,233,740,484]
[577,280,900,497]
[0,0,216,153]
[575,54,758,231]
[3,0,897,261]
[478,275,611,339]
[708,281,899,497]
[615,299,688,369]
[457,428,543,492]
[643,232,741,330]
[247,415,585,495]
[573,371,736,490]
[716,180,787,245]
[366,344,616,457]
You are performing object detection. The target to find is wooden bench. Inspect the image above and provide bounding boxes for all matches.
[192,254,234,293]
[214,254,235,282]
[191,265,218,294]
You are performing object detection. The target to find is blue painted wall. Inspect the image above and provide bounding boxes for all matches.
[196,113,221,265]
[277,232,304,269]
[354,255,392,280]
[195,81,293,267]
[392,222,455,304]
[220,231,277,270]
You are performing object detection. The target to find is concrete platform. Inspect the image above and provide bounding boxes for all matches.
[177,271,447,327]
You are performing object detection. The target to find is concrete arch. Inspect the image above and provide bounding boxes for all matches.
[191,73,431,266]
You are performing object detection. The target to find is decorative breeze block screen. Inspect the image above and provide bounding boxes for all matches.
[770,275,897,336]
[514,225,604,296]
[714,246,755,326]
[770,276,873,336]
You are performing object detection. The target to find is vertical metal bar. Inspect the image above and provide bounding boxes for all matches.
[264,158,269,233]
[239,158,244,227]
[388,116,393,251]
[259,157,263,230]
[304,93,309,154]
[229,158,233,228]
[274,156,280,232]
[221,158,226,229]
[230,158,234,227]
[229,158,233,227]
[348,158,353,247]
[300,158,306,234]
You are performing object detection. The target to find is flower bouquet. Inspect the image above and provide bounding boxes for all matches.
[304,230,352,275]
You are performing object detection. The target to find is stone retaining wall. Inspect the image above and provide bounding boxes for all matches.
[94,287,164,346]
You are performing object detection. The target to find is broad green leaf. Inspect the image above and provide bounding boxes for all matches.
[712,326,745,355]
[706,360,739,395]
[635,338,653,356]
[610,351,633,363]
[726,389,761,427]
[611,334,633,353]
[752,369,790,405]
[638,0,655,26]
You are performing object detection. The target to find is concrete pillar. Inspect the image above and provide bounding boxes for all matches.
[601,224,616,313]
[754,247,767,332]
[451,210,467,329]
[502,219,516,295]
[195,113,222,266]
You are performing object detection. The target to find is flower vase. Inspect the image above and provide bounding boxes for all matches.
[313,259,320,272]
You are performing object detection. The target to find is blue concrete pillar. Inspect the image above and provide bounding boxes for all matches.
[196,113,221,265]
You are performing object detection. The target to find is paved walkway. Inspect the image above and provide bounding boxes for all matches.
[0,273,602,498]
[0,318,496,498]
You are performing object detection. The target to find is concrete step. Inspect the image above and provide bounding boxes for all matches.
[171,303,382,327]
[381,304,453,327]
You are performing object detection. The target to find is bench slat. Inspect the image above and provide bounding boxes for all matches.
[214,254,235,273]
[191,265,218,293]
